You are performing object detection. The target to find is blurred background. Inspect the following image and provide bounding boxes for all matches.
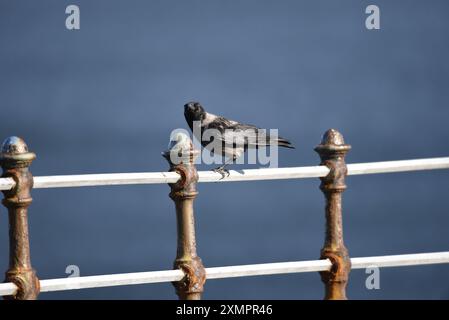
[0,0,448,299]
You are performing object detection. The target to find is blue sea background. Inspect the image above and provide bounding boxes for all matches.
[0,0,448,299]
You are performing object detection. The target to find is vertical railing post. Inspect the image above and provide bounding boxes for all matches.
[315,129,351,300]
[163,133,206,300]
[0,136,40,300]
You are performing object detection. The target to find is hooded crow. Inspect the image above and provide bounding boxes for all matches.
[184,102,294,177]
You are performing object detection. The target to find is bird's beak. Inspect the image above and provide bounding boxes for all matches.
[168,139,177,150]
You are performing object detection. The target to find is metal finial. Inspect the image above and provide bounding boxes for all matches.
[0,136,36,167]
[1,136,29,154]
[315,129,351,156]
[320,129,345,146]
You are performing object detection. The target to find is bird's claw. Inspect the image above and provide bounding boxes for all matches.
[212,167,230,180]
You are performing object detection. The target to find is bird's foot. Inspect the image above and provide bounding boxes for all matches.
[212,166,230,180]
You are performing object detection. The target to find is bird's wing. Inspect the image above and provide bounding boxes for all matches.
[204,117,294,149]
[224,123,294,149]
[206,121,262,147]
[205,116,235,131]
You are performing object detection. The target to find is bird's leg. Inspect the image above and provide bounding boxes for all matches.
[212,164,229,179]
[212,157,235,179]
[212,163,231,179]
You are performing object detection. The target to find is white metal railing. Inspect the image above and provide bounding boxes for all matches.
[0,157,448,190]
[1,251,448,296]
[0,155,448,298]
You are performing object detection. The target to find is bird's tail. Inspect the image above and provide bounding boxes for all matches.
[276,136,295,149]
[263,132,295,149]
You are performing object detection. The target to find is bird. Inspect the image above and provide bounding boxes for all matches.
[184,101,294,177]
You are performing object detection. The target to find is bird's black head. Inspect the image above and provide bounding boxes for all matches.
[184,102,206,128]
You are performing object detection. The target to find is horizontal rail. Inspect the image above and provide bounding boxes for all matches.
[0,157,448,191]
[0,251,448,297]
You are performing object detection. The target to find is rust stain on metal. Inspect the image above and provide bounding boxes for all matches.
[0,136,40,300]
[315,129,351,300]
[163,136,206,300]
[173,256,206,300]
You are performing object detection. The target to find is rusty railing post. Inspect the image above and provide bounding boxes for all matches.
[315,129,351,300]
[163,133,206,300]
[0,136,40,300]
